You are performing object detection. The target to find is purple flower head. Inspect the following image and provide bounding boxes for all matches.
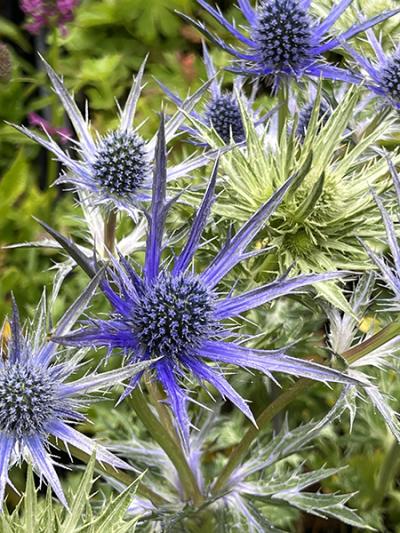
[55,116,364,445]
[178,0,400,89]
[345,29,400,111]
[20,0,79,35]
[158,43,269,145]
[0,278,147,510]
[14,57,221,216]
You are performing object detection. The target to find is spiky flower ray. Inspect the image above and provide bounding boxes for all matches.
[56,116,365,445]
[0,279,149,509]
[215,86,398,313]
[178,0,400,86]
[12,56,220,216]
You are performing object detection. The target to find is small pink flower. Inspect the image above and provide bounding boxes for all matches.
[20,0,79,35]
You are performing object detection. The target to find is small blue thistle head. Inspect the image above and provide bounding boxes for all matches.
[0,290,134,509]
[204,93,246,143]
[0,362,60,439]
[184,0,399,86]
[253,0,312,72]
[380,53,400,105]
[92,130,150,198]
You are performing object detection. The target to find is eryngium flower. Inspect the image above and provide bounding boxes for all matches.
[56,116,362,443]
[14,57,218,215]
[179,0,399,87]
[159,43,265,145]
[20,0,79,35]
[0,281,145,509]
[345,29,400,110]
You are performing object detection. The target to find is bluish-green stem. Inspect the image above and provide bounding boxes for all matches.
[212,322,400,495]
[129,388,203,506]
[374,435,400,508]
[277,80,289,141]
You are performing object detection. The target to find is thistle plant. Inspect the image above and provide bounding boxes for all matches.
[179,0,399,87]
[0,278,152,508]
[4,0,400,530]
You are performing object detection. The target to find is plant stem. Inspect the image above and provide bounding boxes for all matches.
[212,378,310,494]
[104,211,117,255]
[50,436,166,506]
[146,378,179,441]
[277,80,289,141]
[374,436,400,507]
[212,322,400,495]
[129,388,203,506]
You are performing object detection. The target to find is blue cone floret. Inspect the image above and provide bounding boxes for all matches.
[179,0,400,87]
[204,93,246,143]
[0,363,60,439]
[380,52,400,106]
[132,272,216,359]
[55,117,365,445]
[0,283,145,509]
[253,0,312,72]
[92,130,150,198]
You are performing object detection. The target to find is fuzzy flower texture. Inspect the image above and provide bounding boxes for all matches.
[21,0,79,35]
[57,117,363,444]
[180,0,399,88]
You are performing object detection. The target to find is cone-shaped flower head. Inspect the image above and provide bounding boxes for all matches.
[0,280,146,509]
[55,116,363,444]
[179,0,399,87]
[13,57,219,215]
[158,43,267,146]
[346,29,400,110]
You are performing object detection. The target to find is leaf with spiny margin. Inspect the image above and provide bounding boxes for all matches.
[86,475,141,533]
[34,217,97,278]
[272,491,374,530]
[24,464,37,533]
[294,173,325,222]
[59,452,97,533]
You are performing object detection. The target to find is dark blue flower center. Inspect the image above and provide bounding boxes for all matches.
[297,99,331,139]
[205,94,245,143]
[131,273,215,358]
[92,130,150,197]
[0,363,56,438]
[253,0,312,71]
[381,54,400,104]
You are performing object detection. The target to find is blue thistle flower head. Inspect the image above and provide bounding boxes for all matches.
[296,97,331,139]
[56,115,364,445]
[158,43,269,146]
[179,0,400,88]
[0,281,141,509]
[346,30,400,110]
[13,56,219,215]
